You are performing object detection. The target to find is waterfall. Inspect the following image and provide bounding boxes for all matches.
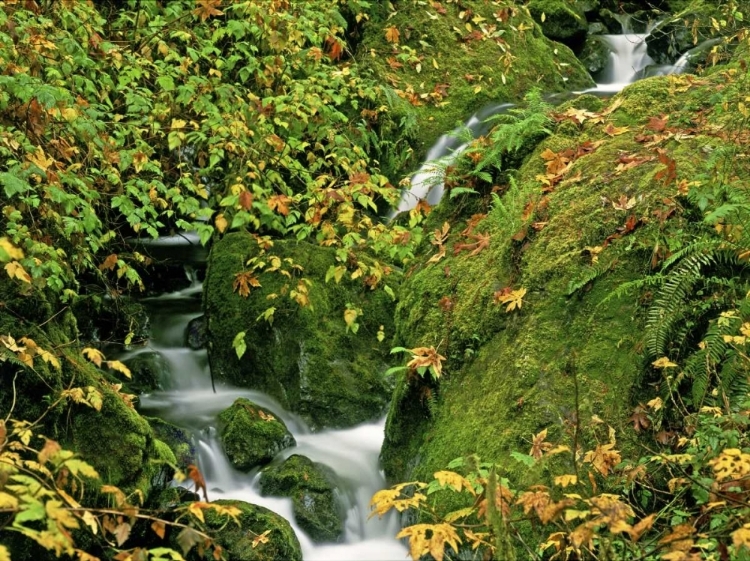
[391,17,689,215]
[132,277,408,560]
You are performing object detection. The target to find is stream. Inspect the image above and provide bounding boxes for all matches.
[130,18,705,560]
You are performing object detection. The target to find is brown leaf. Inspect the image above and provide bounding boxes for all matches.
[384,26,400,44]
[99,254,118,271]
[529,428,552,460]
[647,115,669,132]
[628,405,650,433]
[326,36,343,61]
[193,0,224,22]
[187,464,208,501]
[239,190,253,211]
[114,522,132,547]
[151,520,166,540]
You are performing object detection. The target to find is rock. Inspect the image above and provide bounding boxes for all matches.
[260,455,345,543]
[186,315,207,349]
[182,500,302,561]
[218,398,295,471]
[380,67,750,485]
[124,351,171,393]
[579,35,612,75]
[647,19,701,64]
[598,8,624,33]
[146,416,195,468]
[359,0,593,163]
[205,235,396,430]
[527,0,589,50]
[587,22,608,35]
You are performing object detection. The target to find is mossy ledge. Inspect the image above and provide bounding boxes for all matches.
[204,232,398,430]
[382,62,750,487]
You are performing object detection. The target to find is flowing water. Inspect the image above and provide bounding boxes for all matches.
[130,18,709,559]
[391,17,708,214]
[131,274,408,559]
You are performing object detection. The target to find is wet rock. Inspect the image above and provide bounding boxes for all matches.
[146,416,195,468]
[181,499,302,561]
[647,19,700,64]
[124,351,170,393]
[528,0,588,50]
[218,398,295,471]
[260,455,345,543]
[579,35,612,75]
[588,22,608,35]
[186,315,207,349]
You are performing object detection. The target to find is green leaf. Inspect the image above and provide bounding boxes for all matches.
[510,451,535,467]
[233,331,247,359]
[0,172,31,198]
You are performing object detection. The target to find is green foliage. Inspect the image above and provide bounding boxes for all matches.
[0,0,417,301]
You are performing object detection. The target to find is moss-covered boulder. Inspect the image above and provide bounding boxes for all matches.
[218,398,295,471]
[579,35,611,75]
[528,0,589,49]
[381,65,750,484]
[204,233,397,429]
[124,350,171,393]
[182,500,302,561]
[359,0,593,162]
[147,416,195,468]
[259,455,345,543]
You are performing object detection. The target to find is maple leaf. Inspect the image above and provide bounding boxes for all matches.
[497,287,527,313]
[233,271,261,298]
[628,404,650,432]
[516,488,551,519]
[239,190,253,211]
[4,261,31,283]
[406,346,446,379]
[193,0,223,22]
[584,442,621,477]
[384,26,400,44]
[612,195,636,211]
[326,35,343,61]
[268,194,291,216]
[99,253,118,271]
[187,464,208,501]
[603,123,630,136]
[647,115,668,132]
[529,428,552,460]
[82,347,105,367]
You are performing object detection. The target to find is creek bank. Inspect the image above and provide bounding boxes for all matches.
[382,57,750,488]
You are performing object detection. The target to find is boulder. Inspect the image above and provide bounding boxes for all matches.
[527,0,589,50]
[124,350,171,393]
[182,500,302,561]
[260,455,345,543]
[205,234,396,430]
[146,416,195,468]
[218,398,295,471]
[186,315,207,349]
[381,67,750,484]
[579,35,612,75]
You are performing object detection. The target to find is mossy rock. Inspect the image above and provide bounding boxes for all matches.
[218,398,295,471]
[204,233,396,430]
[579,35,611,75]
[358,0,593,162]
[124,350,171,393]
[381,64,750,485]
[181,499,302,561]
[146,416,195,468]
[259,454,345,543]
[528,0,588,50]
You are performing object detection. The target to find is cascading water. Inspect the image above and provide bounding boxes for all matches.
[128,270,408,560]
[392,15,698,214]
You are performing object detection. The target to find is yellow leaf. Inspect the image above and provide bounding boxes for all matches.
[252,529,271,548]
[652,357,678,368]
[554,474,578,488]
[106,360,132,379]
[433,471,475,495]
[0,545,10,561]
[27,146,55,171]
[215,213,228,234]
[498,287,527,312]
[5,261,31,283]
[82,347,105,367]
[38,348,61,370]
[344,308,358,327]
[0,237,24,261]
[170,118,187,130]
[733,526,750,550]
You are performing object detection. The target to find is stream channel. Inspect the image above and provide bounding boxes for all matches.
[129,17,706,560]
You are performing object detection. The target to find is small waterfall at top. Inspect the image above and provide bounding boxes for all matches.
[391,13,700,215]
[125,264,407,560]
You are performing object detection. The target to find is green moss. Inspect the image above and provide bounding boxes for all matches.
[528,0,588,47]
[147,416,195,468]
[359,0,593,161]
[218,398,295,471]
[260,455,345,543]
[205,234,397,429]
[383,63,750,487]
[182,499,302,561]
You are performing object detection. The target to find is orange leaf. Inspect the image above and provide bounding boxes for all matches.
[193,0,223,22]
[384,26,400,44]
